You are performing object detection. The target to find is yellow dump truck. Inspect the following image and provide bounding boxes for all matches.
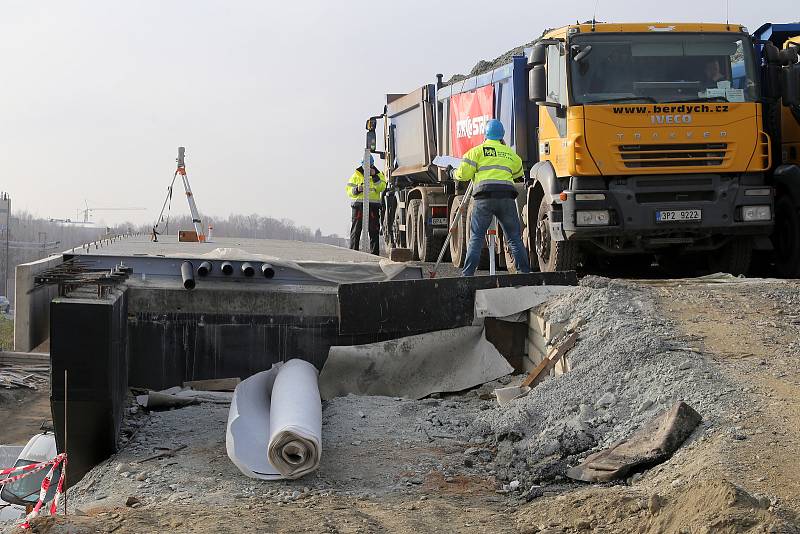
[374,22,800,275]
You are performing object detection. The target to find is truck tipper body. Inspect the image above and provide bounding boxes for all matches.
[752,23,800,276]
[376,22,797,275]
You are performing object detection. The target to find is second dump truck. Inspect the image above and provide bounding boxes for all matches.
[372,22,800,275]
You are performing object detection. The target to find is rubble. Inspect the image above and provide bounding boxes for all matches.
[0,364,48,390]
[466,278,736,486]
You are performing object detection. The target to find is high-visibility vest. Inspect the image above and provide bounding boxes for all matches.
[346,166,386,204]
[454,140,523,195]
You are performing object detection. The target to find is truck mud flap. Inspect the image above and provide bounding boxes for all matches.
[337,272,578,335]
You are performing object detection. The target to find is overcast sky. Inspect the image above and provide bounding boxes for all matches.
[0,0,788,236]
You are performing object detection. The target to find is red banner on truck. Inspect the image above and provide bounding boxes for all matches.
[450,85,494,157]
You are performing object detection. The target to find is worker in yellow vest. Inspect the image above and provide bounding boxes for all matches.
[346,155,386,255]
[453,119,531,276]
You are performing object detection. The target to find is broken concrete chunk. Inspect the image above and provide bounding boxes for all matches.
[595,392,616,408]
[136,391,198,410]
[182,377,240,391]
[494,385,531,406]
[566,401,702,483]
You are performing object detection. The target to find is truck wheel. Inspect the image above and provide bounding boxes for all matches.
[503,233,517,273]
[466,201,490,269]
[416,203,444,262]
[449,195,467,268]
[390,207,404,250]
[521,203,540,272]
[406,199,421,261]
[773,195,800,277]
[707,238,752,276]
[503,227,531,273]
[535,197,577,272]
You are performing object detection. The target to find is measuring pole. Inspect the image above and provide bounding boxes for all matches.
[488,216,497,275]
[63,368,68,516]
[1,193,9,297]
[430,181,473,278]
[176,147,206,242]
[361,149,371,254]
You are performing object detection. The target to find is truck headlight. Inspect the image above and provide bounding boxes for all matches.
[576,210,610,226]
[742,205,771,221]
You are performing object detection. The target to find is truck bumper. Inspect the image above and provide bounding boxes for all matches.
[556,174,774,253]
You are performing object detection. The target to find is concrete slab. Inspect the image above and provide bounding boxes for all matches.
[13,254,63,351]
[69,235,381,262]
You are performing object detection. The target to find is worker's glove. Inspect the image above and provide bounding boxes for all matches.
[446,165,455,179]
[352,186,362,195]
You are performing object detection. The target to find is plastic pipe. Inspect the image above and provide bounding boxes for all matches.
[221,261,233,275]
[261,263,275,279]
[181,261,195,290]
[197,261,212,276]
[241,262,255,277]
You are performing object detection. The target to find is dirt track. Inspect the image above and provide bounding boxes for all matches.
[0,387,51,446]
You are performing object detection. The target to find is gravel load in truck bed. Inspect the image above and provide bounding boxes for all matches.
[443,28,554,85]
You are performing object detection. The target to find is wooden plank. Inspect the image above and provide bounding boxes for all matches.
[182,377,241,392]
[0,351,50,365]
[338,272,579,335]
[521,332,578,388]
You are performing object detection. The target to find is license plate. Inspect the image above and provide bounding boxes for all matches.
[430,217,448,226]
[656,209,702,222]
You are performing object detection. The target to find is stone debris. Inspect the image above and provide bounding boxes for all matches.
[0,364,49,389]
[466,278,736,487]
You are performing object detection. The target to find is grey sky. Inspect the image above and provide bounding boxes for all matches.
[0,0,788,236]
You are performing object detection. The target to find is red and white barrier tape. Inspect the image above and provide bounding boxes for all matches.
[0,453,67,530]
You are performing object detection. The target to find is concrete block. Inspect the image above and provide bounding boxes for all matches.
[389,248,413,262]
[13,254,62,352]
[529,311,547,336]
[526,340,547,364]
[527,327,548,355]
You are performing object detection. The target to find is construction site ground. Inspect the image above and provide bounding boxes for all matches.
[3,274,800,534]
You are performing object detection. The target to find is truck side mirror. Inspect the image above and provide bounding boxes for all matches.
[366,130,377,152]
[529,64,546,103]
[529,43,547,66]
[782,63,800,107]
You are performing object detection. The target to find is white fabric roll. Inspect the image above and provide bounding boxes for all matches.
[225,359,322,480]
[267,359,322,479]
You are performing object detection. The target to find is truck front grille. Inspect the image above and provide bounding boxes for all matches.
[618,143,728,169]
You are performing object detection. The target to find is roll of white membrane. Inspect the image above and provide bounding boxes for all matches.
[226,359,322,480]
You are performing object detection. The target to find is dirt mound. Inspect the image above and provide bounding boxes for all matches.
[467,278,740,487]
[517,478,796,533]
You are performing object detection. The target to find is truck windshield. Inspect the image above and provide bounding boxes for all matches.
[569,32,757,105]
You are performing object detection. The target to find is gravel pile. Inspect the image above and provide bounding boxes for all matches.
[467,277,740,487]
[444,27,554,85]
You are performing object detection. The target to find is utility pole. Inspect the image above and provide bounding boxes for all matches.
[361,149,371,254]
[362,117,382,254]
[0,192,9,298]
